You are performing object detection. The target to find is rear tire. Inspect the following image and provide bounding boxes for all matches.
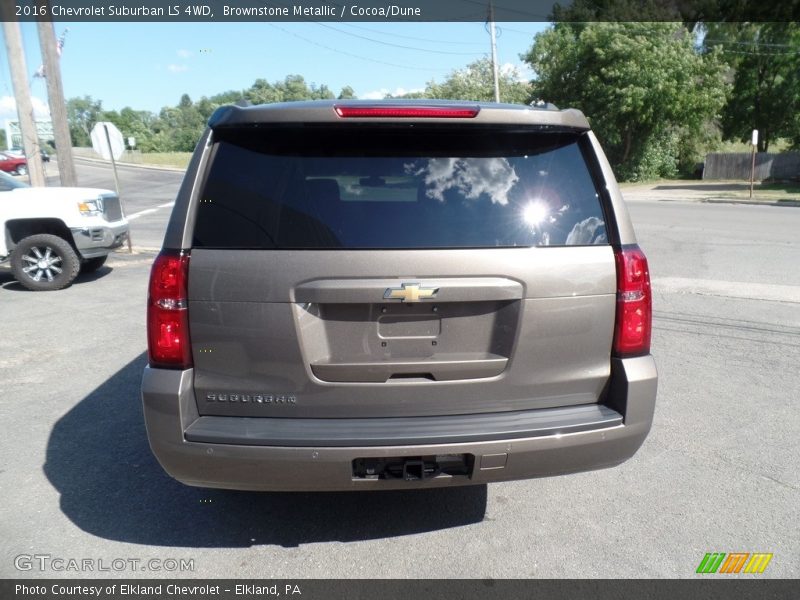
[81,255,108,273]
[15,165,28,176]
[10,234,80,291]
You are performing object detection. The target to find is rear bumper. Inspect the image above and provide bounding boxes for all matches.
[141,355,657,491]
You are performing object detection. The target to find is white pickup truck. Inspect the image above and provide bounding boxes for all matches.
[0,171,129,291]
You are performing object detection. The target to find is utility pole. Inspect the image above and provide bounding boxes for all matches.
[749,129,758,199]
[1,14,46,186]
[487,2,501,103]
[36,12,77,186]
[102,123,132,252]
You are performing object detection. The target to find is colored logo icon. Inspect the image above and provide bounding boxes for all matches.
[696,553,773,574]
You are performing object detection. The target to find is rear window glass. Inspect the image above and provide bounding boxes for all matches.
[193,125,607,249]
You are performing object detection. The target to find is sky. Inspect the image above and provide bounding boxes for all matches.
[0,21,547,123]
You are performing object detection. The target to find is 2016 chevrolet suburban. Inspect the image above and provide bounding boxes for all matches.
[141,100,657,491]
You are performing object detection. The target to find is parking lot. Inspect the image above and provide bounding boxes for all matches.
[1,162,798,578]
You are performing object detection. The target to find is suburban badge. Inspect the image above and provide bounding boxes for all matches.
[206,393,296,404]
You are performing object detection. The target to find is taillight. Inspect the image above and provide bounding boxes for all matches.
[613,245,652,357]
[334,105,480,119]
[147,250,192,369]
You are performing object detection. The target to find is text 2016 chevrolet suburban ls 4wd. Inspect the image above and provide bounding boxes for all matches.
[141,100,657,491]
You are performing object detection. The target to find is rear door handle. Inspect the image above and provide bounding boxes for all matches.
[294,277,523,304]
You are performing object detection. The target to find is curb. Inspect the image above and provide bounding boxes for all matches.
[70,155,186,173]
[702,198,800,207]
[111,248,159,257]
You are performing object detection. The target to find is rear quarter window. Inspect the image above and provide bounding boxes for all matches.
[193,125,608,249]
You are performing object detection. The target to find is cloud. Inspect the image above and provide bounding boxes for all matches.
[566,216,607,245]
[410,157,520,206]
[177,49,193,59]
[167,64,188,73]
[0,95,51,124]
[360,86,424,100]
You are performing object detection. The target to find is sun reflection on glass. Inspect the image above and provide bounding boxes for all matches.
[522,201,550,226]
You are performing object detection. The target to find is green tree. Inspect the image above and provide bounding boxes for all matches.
[337,86,356,100]
[704,23,800,152]
[280,75,312,101]
[64,75,362,155]
[241,75,336,104]
[100,107,160,152]
[525,22,727,180]
[66,96,103,147]
[548,0,792,29]
[209,89,247,105]
[156,94,205,152]
[246,78,281,104]
[308,83,336,101]
[400,58,531,104]
[195,97,217,121]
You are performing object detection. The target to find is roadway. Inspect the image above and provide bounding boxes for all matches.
[1,161,797,579]
[44,157,184,250]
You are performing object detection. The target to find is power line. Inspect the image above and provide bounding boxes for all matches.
[495,25,546,37]
[705,39,800,49]
[266,24,454,72]
[704,39,800,55]
[714,48,800,56]
[313,22,485,56]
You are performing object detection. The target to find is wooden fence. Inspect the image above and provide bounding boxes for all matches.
[703,152,800,181]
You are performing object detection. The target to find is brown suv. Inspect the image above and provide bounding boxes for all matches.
[141,100,657,491]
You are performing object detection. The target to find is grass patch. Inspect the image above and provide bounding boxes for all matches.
[756,182,800,194]
[716,183,800,201]
[618,179,800,203]
[70,148,192,169]
[118,151,191,169]
[618,178,680,187]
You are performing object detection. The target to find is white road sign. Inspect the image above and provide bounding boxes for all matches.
[90,121,125,161]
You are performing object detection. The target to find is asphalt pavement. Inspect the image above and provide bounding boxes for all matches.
[44,157,184,250]
[1,163,798,579]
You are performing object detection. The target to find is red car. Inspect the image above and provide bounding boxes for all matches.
[0,152,28,176]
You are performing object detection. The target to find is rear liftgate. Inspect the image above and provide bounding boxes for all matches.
[296,277,521,384]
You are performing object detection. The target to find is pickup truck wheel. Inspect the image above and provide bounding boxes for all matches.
[10,234,80,291]
[81,255,108,273]
[15,165,28,176]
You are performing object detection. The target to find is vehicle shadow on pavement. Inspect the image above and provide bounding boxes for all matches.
[44,353,488,548]
[0,266,113,291]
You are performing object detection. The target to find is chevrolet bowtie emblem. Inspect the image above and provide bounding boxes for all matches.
[384,283,439,303]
